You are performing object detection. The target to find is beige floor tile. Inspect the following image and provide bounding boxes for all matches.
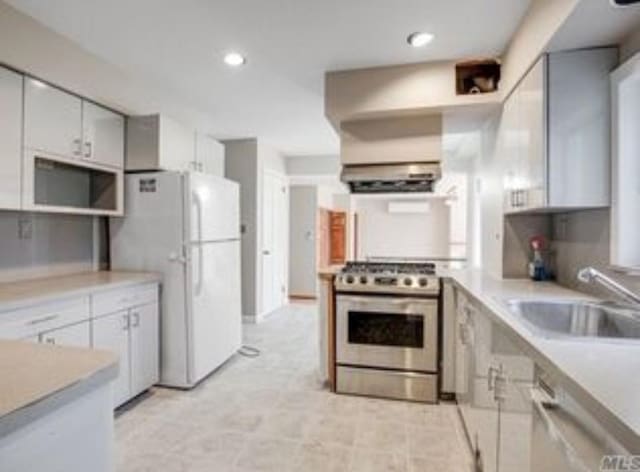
[115,304,471,472]
[348,449,408,472]
[234,437,300,472]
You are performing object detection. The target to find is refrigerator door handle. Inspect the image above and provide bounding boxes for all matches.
[192,191,205,296]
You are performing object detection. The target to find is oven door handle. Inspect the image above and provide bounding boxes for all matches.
[337,295,436,305]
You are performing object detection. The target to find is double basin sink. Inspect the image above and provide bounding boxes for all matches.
[504,299,640,340]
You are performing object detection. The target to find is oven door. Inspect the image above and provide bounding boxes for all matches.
[336,294,438,372]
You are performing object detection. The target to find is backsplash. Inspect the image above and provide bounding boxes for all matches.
[551,208,640,301]
[0,211,95,283]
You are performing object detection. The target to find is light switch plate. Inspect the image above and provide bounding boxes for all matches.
[18,215,33,240]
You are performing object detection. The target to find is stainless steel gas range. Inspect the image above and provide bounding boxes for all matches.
[334,262,440,403]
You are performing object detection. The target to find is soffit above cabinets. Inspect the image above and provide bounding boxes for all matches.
[325,60,501,132]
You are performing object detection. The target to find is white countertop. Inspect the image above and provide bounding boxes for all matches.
[0,271,161,312]
[0,340,117,437]
[443,268,640,452]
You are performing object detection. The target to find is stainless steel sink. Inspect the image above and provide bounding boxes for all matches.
[504,299,640,339]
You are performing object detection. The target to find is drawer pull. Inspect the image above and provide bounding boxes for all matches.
[44,337,56,345]
[28,314,59,325]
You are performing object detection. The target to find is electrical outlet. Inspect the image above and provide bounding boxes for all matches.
[18,215,33,240]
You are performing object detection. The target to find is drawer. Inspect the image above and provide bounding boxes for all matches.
[92,283,158,318]
[336,366,438,403]
[0,297,90,340]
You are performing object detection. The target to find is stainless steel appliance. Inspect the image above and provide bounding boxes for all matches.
[335,262,440,402]
[340,162,441,193]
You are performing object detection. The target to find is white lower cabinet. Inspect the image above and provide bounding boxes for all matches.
[456,293,535,472]
[0,282,159,410]
[91,297,159,408]
[41,321,91,348]
[92,310,131,407]
[129,302,159,397]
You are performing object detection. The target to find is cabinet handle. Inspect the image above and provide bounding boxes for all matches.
[131,312,140,328]
[45,337,56,345]
[84,141,92,158]
[27,314,58,325]
[493,367,507,402]
[487,366,498,391]
[121,313,130,331]
[73,138,82,156]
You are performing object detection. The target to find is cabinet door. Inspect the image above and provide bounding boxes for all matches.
[41,321,91,348]
[129,303,159,397]
[92,311,131,407]
[0,67,23,210]
[195,133,225,176]
[469,303,500,472]
[495,325,535,472]
[159,116,195,171]
[520,57,546,209]
[82,101,125,169]
[502,87,521,212]
[455,292,473,431]
[24,78,82,158]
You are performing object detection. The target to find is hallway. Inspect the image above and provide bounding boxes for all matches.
[115,304,472,472]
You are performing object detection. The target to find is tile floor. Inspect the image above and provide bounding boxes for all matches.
[115,303,472,472]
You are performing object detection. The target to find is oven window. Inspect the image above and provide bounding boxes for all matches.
[348,311,424,348]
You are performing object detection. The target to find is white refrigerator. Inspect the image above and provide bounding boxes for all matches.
[110,171,242,388]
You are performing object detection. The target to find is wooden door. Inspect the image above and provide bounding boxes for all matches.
[329,211,347,265]
[317,208,330,269]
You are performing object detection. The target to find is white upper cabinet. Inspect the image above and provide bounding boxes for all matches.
[82,101,125,169]
[24,78,83,159]
[126,114,195,172]
[504,47,618,213]
[24,78,125,170]
[195,133,225,176]
[0,66,23,210]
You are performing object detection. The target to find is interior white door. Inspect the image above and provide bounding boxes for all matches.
[82,101,125,169]
[0,66,23,210]
[189,240,242,384]
[92,311,131,407]
[261,173,277,315]
[260,172,289,316]
[24,78,82,158]
[130,302,159,396]
[189,173,240,242]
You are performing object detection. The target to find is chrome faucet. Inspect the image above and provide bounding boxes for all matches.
[577,267,640,306]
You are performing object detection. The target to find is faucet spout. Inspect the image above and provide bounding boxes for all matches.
[577,267,640,306]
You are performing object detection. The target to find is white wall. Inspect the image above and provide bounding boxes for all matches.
[0,212,94,282]
[289,186,318,297]
[354,196,450,261]
[225,138,289,320]
[224,139,259,318]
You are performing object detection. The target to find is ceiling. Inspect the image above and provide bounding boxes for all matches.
[6,0,530,156]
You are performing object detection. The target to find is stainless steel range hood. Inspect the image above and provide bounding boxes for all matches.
[340,163,441,193]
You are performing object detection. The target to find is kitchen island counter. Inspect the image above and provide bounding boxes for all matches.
[0,339,117,471]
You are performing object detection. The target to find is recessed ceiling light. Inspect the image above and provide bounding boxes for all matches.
[407,32,434,48]
[224,52,246,67]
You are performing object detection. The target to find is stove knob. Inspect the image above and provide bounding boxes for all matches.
[345,275,355,284]
[418,277,429,287]
[359,276,368,284]
[403,277,413,287]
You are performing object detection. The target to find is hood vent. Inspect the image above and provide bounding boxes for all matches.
[341,163,441,194]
